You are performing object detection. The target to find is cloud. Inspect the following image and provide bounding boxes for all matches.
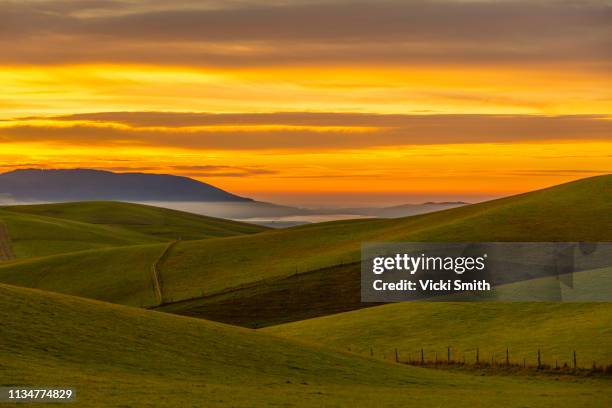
[169,165,277,177]
[1,0,610,67]
[504,169,611,176]
[1,112,611,150]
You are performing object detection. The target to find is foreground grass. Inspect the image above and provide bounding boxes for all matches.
[1,284,610,407]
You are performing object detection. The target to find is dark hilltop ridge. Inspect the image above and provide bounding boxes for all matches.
[0,168,252,202]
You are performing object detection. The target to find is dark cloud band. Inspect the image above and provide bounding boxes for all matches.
[2,112,611,150]
[1,0,610,67]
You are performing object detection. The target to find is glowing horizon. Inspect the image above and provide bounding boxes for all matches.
[1,1,610,205]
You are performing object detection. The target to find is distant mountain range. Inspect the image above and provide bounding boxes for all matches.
[0,169,251,202]
[0,168,467,223]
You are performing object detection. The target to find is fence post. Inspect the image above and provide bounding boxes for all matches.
[537,349,541,369]
[476,347,479,364]
[506,348,509,366]
[395,348,399,363]
[421,348,424,364]
[447,346,451,363]
[573,351,577,369]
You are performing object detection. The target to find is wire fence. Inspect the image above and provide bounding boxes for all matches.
[360,346,612,375]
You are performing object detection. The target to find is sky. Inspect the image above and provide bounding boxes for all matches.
[1,0,611,206]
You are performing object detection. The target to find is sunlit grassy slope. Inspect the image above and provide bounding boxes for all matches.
[0,208,162,258]
[489,267,612,302]
[158,175,612,303]
[0,244,167,307]
[265,299,612,369]
[1,176,608,314]
[1,283,609,408]
[3,201,267,242]
[0,201,268,306]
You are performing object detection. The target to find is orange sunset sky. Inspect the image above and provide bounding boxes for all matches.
[1,0,611,206]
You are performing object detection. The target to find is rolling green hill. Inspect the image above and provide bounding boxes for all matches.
[0,244,167,307]
[0,208,163,258]
[0,176,609,322]
[157,266,612,328]
[482,267,612,302]
[0,201,267,306]
[155,262,373,327]
[1,283,609,408]
[0,201,267,260]
[155,175,612,311]
[265,298,612,370]
[3,201,268,241]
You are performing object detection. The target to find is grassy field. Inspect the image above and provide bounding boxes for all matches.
[156,265,612,328]
[0,175,609,319]
[459,267,612,302]
[3,201,268,241]
[155,263,372,327]
[0,244,167,307]
[0,177,611,406]
[265,298,612,369]
[0,208,163,258]
[1,283,610,408]
[155,174,612,306]
[0,201,269,306]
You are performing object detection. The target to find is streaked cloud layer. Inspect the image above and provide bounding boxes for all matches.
[3,0,611,67]
[0,0,610,203]
[2,113,611,149]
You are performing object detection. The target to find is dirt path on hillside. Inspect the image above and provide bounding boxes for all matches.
[0,222,15,261]
[151,240,178,305]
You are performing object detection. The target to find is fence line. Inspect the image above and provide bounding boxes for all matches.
[0,222,15,261]
[362,346,612,375]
